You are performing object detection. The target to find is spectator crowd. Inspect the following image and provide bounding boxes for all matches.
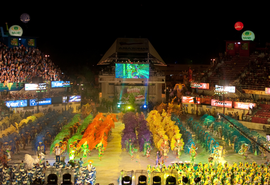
[0,42,68,84]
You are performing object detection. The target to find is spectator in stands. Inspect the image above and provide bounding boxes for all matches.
[0,42,68,83]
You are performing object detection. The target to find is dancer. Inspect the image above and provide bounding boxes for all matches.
[37,142,45,159]
[155,151,160,166]
[82,141,90,158]
[189,144,197,164]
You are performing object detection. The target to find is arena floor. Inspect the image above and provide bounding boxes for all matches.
[9,117,270,184]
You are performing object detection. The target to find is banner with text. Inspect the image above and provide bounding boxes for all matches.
[182,96,201,104]
[215,85,235,93]
[190,82,209,89]
[211,99,232,108]
[234,102,256,110]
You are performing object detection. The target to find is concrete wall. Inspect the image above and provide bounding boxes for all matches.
[99,74,165,104]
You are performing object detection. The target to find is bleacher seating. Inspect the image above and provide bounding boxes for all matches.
[238,53,270,90]
[208,55,254,85]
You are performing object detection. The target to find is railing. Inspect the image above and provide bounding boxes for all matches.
[239,85,265,91]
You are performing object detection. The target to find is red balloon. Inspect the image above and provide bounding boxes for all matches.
[234,22,244,31]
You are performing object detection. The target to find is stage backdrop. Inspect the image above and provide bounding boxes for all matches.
[115,86,148,105]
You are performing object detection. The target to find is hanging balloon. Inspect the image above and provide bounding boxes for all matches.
[234,22,244,31]
[20,13,30,23]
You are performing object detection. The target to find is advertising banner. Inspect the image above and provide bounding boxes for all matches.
[68,95,81,103]
[265,88,270,94]
[117,38,149,53]
[9,25,23,36]
[0,83,24,92]
[190,82,209,89]
[234,102,256,110]
[215,85,235,93]
[242,30,255,41]
[51,81,71,88]
[182,96,201,104]
[63,96,67,103]
[25,83,47,91]
[10,38,18,46]
[30,98,51,106]
[6,100,27,108]
[211,99,232,108]
[115,86,148,105]
[27,39,35,47]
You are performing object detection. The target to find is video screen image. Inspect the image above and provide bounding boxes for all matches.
[115,63,149,79]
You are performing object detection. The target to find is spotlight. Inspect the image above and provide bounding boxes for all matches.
[117,104,121,108]
[143,105,147,109]
[127,106,131,110]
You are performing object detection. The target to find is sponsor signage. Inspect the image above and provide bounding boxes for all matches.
[30,98,51,106]
[242,30,255,41]
[190,82,209,89]
[68,95,81,102]
[211,99,232,108]
[25,83,47,91]
[63,96,67,103]
[215,85,235,93]
[10,38,18,46]
[6,100,27,108]
[182,96,200,104]
[265,88,270,94]
[9,25,23,36]
[51,81,71,88]
[27,39,35,47]
[234,102,256,110]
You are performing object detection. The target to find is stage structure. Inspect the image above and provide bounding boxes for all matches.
[97,38,166,105]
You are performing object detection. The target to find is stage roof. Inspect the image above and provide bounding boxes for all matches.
[97,38,166,66]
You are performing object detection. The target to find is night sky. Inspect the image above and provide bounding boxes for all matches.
[1,3,269,72]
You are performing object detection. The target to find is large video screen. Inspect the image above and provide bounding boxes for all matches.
[51,81,71,88]
[115,86,148,105]
[115,63,149,79]
[6,100,27,108]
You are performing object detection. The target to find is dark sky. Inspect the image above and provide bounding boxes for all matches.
[0,3,268,72]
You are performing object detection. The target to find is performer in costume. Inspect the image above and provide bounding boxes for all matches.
[37,142,45,159]
[95,141,105,160]
[189,144,197,164]
[82,141,89,158]
[69,144,76,161]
